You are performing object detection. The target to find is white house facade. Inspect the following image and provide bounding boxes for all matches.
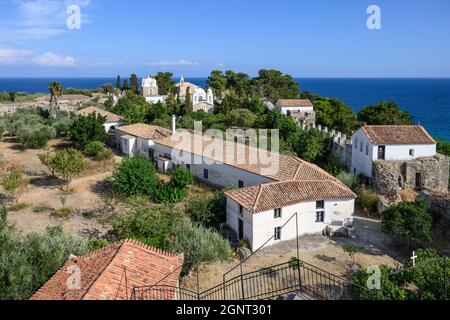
[351,125,437,178]
[225,180,356,250]
[142,76,167,104]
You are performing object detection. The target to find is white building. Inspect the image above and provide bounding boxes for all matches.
[192,87,214,113]
[225,180,356,250]
[351,125,437,178]
[114,123,172,158]
[148,129,356,251]
[75,106,124,133]
[141,76,167,104]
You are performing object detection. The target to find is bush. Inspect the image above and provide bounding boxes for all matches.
[84,141,105,157]
[33,203,52,213]
[170,167,194,189]
[113,203,184,249]
[8,203,29,212]
[69,113,107,148]
[324,157,348,177]
[41,149,85,191]
[51,207,74,219]
[0,208,89,300]
[153,183,187,204]
[16,124,56,149]
[112,156,158,196]
[337,172,359,190]
[356,186,379,216]
[1,171,29,204]
[381,200,432,247]
[173,219,231,272]
[185,190,228,228]
[50,113,73,137]
[185,196,214,227]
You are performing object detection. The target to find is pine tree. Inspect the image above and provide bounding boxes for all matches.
[185,87,193,113]
[116,75,121,91]
[130,74,139,94]
[123,79,130,91]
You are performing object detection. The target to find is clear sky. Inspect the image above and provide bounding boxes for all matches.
[0,0,449,77]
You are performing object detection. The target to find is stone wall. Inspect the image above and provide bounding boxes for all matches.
[373,154,450,196]
[419,191,450,239]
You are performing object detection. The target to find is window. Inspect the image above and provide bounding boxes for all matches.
[360,142,363,152]
[274,227,282,241]
[238,180,244,188]
[316,200,325,209]
[409,149,415,157]
[366,144,369,156]
[274,208,282,219]
[186,164,191,171]
[316,200,325,223]
[355,138,358,149]
[204,169,209,180]
[239,205,244,216]
[316,211,325,223]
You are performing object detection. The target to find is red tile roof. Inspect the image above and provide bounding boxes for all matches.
[226,180,356,213]
[277,99,313,108]
[155,131,336,182]
[75,107,123,123]
[116,123,172,140]
[30,240,184,301]
[362,125,436,145]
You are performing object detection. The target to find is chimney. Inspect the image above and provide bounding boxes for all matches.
[172,115,177,135]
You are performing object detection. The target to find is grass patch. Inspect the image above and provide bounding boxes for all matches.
[51,207,74,219]
[8,203,29,212]
[33,202,53,213]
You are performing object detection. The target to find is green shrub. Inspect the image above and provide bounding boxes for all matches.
[173,219,231,272]
[33,203,52,213]
[356,186,379,216]
[8,203,29,212]
[0,208,89,300]
[51,207,74,219]
[381,200,432,247]
[324,157,348,176]
[337,172,359,190]
[113,204,184,249]
[50,114,73,137]
[112,156,158,196]
[84,141,105,157]
[16,124,56,149]
[86,238,110,252]
[170,167,194,188]
[185,196,214,226]
[69,113,107,148]
[153,183,187,204]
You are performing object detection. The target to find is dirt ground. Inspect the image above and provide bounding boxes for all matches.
[0,137,119,238]
[182,217,408,292]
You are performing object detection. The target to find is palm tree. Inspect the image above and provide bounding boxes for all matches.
[49,81,63,118]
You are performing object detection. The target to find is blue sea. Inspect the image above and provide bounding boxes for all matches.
[0,77,449,141]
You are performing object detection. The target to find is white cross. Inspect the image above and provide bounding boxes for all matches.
[411,251,418,267]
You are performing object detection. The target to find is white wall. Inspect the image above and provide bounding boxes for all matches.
[104,121,122,133]
[226,198,355,251]
[351,128,437,178]
[152,144,274,188]
[276,104,314,115]
[351,129,375,177]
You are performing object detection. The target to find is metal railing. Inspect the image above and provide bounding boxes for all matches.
[131,259,377,301]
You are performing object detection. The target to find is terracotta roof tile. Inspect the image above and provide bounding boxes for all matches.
[116,124,172,140]
[75,107,123,123]
[154,131,334,182]
[30,240,184,301]
[226,180,357,213]
[362,125,436,145]
[277,99,313,108]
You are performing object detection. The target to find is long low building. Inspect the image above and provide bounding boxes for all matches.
[112,120,357,251]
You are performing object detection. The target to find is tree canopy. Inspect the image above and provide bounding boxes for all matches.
[155,72,176,95]
[358,101,413,125]
[314,98,359,135]
[111,91,150,124]
[69,112,108,148]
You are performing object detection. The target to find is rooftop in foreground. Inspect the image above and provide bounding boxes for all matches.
[31,240,184,300]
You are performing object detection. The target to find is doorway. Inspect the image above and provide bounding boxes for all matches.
[415,172,423,190]
[378,146,386,160]
[238,218,244,240]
